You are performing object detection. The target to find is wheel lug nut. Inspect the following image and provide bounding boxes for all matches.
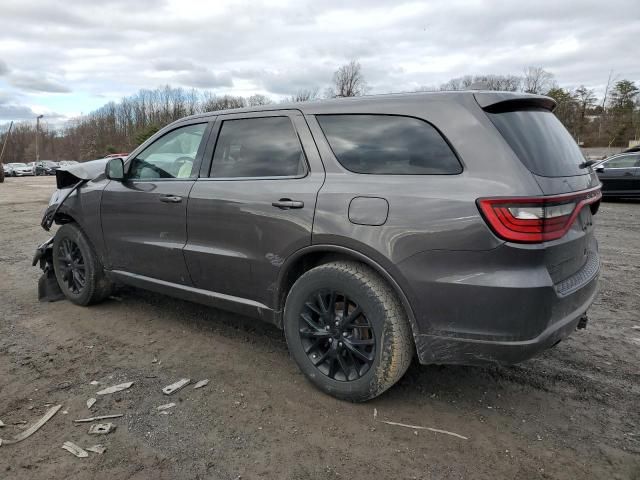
[342,331,348,337]
[325,325,330,330]
[338,342,343,347]
[328,338,333,343]
[335,321,339,326]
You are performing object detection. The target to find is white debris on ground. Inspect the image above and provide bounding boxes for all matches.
[88,423,117,435]
[162,378,190,395]
[193,379,209,389]
[62,441,89,458]
[96,382,134,395]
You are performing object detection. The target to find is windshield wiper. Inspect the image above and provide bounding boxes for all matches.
[579,159,597,169]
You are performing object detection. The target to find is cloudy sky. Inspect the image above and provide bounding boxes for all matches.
[0,0,638,126]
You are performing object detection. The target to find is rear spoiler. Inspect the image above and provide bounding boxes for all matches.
[473,92,556,113]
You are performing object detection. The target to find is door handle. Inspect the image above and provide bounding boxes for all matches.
[624,172,633,176]
[272,199,304,209]
[160,195,183,203]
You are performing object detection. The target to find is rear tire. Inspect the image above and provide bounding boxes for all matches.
[284,261,413,402]
[53,223,112,306]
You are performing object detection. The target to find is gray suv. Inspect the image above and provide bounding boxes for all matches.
[34,91,601,401]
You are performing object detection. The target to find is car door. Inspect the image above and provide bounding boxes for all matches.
[101,120,213,285]
[596,154,640,194]
[185,111,325,308]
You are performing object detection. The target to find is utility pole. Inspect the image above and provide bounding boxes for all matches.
[0,120,13,164]
[36,114,44,163]
[0,121,13,182]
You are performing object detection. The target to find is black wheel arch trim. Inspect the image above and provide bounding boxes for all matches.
[275,244,421,341]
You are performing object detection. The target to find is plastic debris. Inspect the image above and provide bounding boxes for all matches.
[74,414,123,423]
[96,382,133,395]
[86,444,106,454]
[193,379,209,389]
[86,398,96,409]
[88,423,116,435]
[0,405,62,447]
[89,381,99,386]
[62,441,89,458]
[0,420,4,428]
[162,378,190,395]
[157,403,176,411]
[380,420,468,440]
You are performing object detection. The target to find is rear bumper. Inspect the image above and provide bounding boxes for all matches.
[396,242,600,366]
[414,275,597,366]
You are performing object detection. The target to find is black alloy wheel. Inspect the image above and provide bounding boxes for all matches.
[55,237,86,295]
[298,289,376,382]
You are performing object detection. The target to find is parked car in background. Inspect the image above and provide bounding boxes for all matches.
[35,160,60,176]
[34,91,601,401]
[3,163,15,176]
[9,162,35,176]
[58,161,80,167]
[594,152,640,198]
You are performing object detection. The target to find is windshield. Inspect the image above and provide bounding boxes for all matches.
[487,109,586,177]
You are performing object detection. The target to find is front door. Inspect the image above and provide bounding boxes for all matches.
[101,121,212,284]
[185,111,325,308]
[597,154,640,194]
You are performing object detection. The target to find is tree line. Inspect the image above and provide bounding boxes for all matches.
[1,61,638,164]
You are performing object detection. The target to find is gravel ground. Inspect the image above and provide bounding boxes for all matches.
[0,176,638,480]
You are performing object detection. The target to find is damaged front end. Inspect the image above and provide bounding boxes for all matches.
[33,159,107,302]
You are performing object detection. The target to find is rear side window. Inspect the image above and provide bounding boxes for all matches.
[487,109,585,177]
[211,117,306,178]
[316,114,462,174]
[605,155,640,168]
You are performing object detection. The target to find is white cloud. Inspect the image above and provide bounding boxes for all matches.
[0,0,637,122]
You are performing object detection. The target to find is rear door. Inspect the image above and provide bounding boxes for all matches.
[185,111,325,308]
[101,120,212,284]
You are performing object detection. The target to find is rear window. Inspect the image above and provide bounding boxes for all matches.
[316,114,461,174]
[487,109,585,177]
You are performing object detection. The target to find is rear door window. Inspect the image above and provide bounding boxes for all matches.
[487,109,585,177]
[316,114,461,174]
[210,116,306,178]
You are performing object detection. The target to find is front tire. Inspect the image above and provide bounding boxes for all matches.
[284,261,413,402]
[53,223,112,306]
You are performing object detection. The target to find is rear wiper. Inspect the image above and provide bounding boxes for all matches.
[579,159,597,169]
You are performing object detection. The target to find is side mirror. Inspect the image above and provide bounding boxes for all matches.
[106,158,124,180]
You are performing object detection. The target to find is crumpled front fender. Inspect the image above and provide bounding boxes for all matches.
[32,237,65,302]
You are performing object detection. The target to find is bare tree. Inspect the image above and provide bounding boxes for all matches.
[440,74,521,92]
[288,87,320,103]
[575,85,596,140]
[247,94,273,107]
[522,66,555,94]
[329,60,367,97]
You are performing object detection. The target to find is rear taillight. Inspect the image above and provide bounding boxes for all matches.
[477,187,602,243]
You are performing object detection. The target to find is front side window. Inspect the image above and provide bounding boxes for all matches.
[128,123,207,180]
[210,117,306,178]
[605,155,639,169]
[316,114,461,174]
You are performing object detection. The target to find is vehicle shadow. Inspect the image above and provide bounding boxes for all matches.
[105,285,563,404]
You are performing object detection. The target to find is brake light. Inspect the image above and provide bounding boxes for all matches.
[477,187,602,243]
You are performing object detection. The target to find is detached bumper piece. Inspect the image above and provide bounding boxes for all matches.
[32,237,64,302]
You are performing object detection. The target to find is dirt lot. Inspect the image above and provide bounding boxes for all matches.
[0,175,638,480]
